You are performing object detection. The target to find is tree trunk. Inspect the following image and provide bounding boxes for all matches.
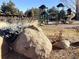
[76,0,79,20]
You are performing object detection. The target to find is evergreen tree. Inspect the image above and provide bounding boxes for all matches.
[1,1,23,15]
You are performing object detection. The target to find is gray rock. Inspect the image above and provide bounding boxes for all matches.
[53,39,70,49]
[13,25,52,59]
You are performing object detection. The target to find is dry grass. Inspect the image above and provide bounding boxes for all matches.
[41,25,79,59]
[41,25,79,42]
[41,25,76,36]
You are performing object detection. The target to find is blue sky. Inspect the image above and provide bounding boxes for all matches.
[0,0,75,12]
[0,0,61,12]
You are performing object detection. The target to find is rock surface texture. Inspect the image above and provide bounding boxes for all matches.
[13,25,52,59]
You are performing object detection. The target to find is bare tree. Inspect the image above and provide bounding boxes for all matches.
[60,0,76,12]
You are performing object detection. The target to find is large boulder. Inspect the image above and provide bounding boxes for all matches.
[12,25,52,59]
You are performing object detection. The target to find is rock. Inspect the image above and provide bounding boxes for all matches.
[53,39,70,49]
[69,38,79,43]
[0,37,3,59]
[0,21,52,59]
[65,37,79,47]
[13,25,52,59]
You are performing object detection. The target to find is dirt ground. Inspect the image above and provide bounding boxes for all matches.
[1,24,79,59]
